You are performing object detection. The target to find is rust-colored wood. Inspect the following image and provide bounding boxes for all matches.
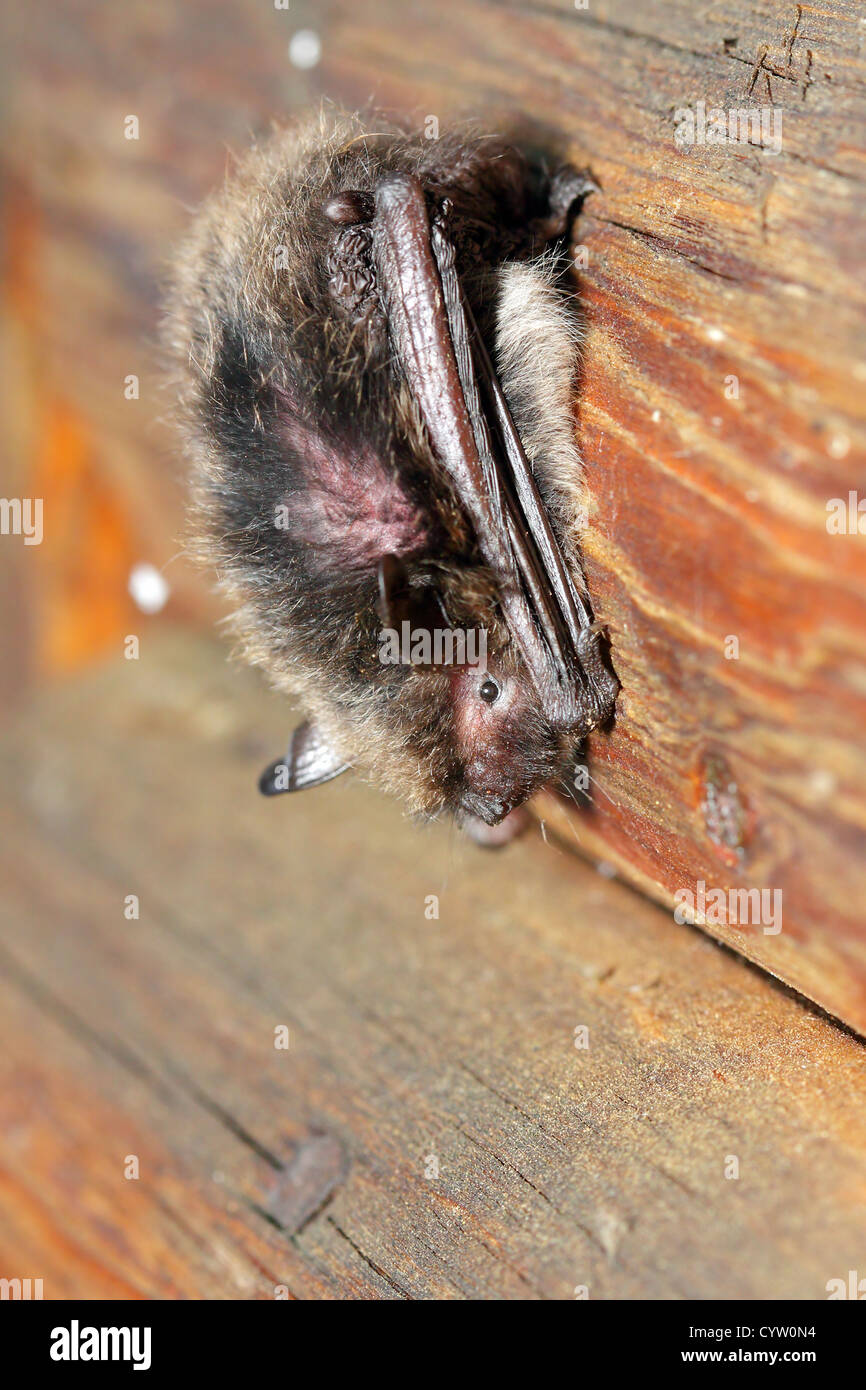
[320,4,866,1028]
[1,634,865,1299]
[1,3,864,1024]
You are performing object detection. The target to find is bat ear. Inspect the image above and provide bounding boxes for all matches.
[259,720,350,796]
[377,553,448,632]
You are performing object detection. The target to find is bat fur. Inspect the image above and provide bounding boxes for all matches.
[166,109,614,833]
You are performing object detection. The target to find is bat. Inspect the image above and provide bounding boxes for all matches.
[166,111,618,845]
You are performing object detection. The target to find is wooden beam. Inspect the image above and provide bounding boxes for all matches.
[2,0,865,1027]
[0,634,865,1298]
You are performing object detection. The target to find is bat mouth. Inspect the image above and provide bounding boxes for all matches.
[458,790,516,827]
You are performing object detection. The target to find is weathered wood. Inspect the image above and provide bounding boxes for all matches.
[320,3,866,1027]
[2,3,865,1024]
[1,634,866,1299]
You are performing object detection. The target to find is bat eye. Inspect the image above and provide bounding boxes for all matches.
[479,677,500,704]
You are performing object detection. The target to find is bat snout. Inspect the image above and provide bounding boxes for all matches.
[459,789,515,826]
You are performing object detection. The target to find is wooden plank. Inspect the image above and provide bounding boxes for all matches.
[1,634,865,1299]
[2,0,864,1026]
[320,1,866,1032]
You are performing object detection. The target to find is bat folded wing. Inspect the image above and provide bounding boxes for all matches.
[371,172,616,734]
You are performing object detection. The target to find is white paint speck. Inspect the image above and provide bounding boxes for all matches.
[706,326,725,343]
[289,29,321,69]
[651,409,661,423]
[596,860,617,879]
[711,416,722,428]
[128,563,169,614]
[596,1207,630,1259]
[828,433,850,460]
[808,768,836,800]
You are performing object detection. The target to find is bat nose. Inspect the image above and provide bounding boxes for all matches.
[460,791,512,826]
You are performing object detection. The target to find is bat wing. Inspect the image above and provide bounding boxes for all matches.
[372,173,615,733]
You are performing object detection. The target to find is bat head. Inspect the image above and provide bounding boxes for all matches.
[438,657,575,826]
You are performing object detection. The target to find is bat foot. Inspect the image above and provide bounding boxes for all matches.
[462,805,532,848]
[577,624,620,727]
[531,165,600,245]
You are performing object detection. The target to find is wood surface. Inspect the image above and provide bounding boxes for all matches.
[2,0,865,1028]
[2,0,866,1300]
[1,633,866,1299]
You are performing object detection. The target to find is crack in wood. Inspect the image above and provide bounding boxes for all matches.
[455,1057,566,1145]
[746,4,814,101]
[513,0,723,67]
[325,1216,413,1299]
[457,1126,554,1204]
[160,1060,283,1170]
[595,217,742,284]
[0,941,175,1102]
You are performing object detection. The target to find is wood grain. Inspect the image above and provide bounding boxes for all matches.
[320,3,866,1030]
[1,4,864,1021]
[1,634,865,1299]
